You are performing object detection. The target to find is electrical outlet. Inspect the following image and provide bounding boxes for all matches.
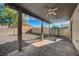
[76,40,79,43]
[76,40,77,42]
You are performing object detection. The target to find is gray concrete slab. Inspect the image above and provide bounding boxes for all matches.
[0,32,79,56]
[43,40,79,56]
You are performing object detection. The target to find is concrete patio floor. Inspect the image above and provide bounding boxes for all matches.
[0,33,79,56]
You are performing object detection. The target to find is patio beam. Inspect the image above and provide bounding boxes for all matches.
[18,9,22,52]
[5,3,50,23]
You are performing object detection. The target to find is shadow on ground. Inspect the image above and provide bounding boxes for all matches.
[0,40,29,56]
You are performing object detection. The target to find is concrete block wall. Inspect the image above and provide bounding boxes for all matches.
[59,27,70,38]
[32,27,49,34]
[32,27,70,38]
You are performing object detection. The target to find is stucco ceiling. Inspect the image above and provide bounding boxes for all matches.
[15,3,77,23]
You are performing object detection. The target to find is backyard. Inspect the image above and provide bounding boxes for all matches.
[0,26,78,56]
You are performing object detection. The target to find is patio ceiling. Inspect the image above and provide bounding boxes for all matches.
[6,3,77,23]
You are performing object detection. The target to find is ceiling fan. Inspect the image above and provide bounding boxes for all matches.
[44,7,58,17]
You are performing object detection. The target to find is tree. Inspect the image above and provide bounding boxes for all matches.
[51,25,59,36]
[3,7,18,27]
[0,6,27,34]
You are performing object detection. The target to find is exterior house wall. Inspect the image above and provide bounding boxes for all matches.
[70,4,79,52]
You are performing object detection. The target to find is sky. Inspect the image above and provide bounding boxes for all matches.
[51,21,70,27]
[0,3,4,9]
[26,16,70,28]
[26,17,49,28]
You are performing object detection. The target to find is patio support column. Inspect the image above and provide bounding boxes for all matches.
[41,21,43,41]
[49,24,51,37]
[58,27,59,37]
[18,9,22,52]
[54,28,55,36]
[70,20,72,40]
[52,28,54,36]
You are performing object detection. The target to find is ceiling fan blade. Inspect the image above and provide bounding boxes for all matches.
[48,8,52,12]
[52,8,58,11]
[51,12,56,15]
[46,12,52,16]
[46,12,56,17]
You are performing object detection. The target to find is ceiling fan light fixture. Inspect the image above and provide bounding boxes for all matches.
[44,7,58,17]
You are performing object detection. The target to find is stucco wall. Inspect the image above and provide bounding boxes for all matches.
[70,4,79,52]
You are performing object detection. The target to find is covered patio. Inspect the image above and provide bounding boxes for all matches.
[0,3,79,56]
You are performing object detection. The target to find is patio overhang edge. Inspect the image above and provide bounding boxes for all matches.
[5,3,50,24]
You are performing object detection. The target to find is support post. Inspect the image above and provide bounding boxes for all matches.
[49,24,51,37]
[41,21,43,41]
[52,28,54,36]
[70,20,72,40]
[58,27,59,37]
[18,9,22,52]
[54,28,55,36]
